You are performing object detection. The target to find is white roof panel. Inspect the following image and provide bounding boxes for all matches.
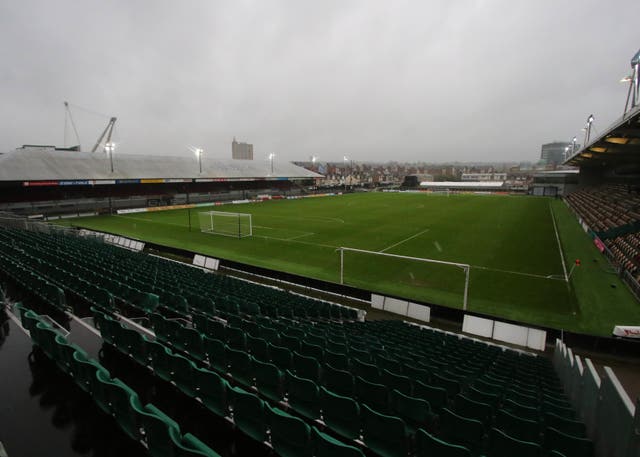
[0,147,321,182]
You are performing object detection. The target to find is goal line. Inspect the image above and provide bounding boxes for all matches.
[337,246,471,310]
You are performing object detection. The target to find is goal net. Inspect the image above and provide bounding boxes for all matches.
[338,247,470,310]
[198,211,253,238]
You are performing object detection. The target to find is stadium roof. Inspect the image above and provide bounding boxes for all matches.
[564,104,640,168]
[0,146,321,182]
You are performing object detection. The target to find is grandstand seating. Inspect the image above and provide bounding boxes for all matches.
[566,183,640,281]
[2,226,595,457]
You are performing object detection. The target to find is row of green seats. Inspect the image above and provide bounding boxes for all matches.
[96,309,374,457]
[17,304,221,457]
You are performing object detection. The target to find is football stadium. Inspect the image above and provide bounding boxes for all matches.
[2,13,640,457]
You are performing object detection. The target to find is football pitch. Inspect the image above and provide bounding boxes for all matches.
[62,193,640,336]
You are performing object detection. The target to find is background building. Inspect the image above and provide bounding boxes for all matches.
[461,172,507,181]
[541,142,572,168]
[232,137,253,160]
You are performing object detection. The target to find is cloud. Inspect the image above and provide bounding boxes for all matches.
[0,0,638,163]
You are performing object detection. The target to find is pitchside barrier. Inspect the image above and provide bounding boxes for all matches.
[371,293,431,322]
[462,315,547,351]
[553,338,639,457]
[192,254,220,271]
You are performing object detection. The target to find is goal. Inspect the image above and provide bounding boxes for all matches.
[198,211,253,238]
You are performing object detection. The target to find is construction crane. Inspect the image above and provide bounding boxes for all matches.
[63,101,117,153]
[91,116,117,153]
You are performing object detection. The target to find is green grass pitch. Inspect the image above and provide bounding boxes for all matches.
[62,193,640,336]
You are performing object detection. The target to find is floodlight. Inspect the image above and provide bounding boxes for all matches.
[587,114,594,124]
[620,75,632,83]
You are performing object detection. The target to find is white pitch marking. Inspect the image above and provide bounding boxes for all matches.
[115,215,185,228]
[434,241,442,252]
[549,203,569,282]
[252,234,338,249]
[287,232,316,240]
[379,228,430,253]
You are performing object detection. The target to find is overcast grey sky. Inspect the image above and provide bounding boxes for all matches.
[1,1,638,163]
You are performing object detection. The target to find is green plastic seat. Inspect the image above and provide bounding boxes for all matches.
[286,370,321,420]
[544,412,586,438]
[415,428,471,457]
[280,332,302,352]
[361,404,409,457]
[349,346,371,362]
[292,351,321,383]
[312,426,365,457]
[382,369,412,396]
[496,408,542,444]
[172,430,221,457]
[54,335,84,375]
[21,308,41,333]
[474,378,504,396]
[505,388,539,408]
[230,386,268,443]
[300,341,324,361]
[402,364,430,384]
[542,401,576,420]
[206,319,227,340]
[258,326,280,345]
[439,408,485,454]
[71,351,108,393]
[252,357,283,402]
[246,334,269,361]
[142,403,181,457]
[413,380,448,413]
[503,398,540,422]
[488,427,542,457]
[352,358,380,383]
[356,376,389,414]
[320,386,361,441]
[324,349,350,371]
[226,346,253,386]
[323,363,355,397]
[93,368,118,415]
[544,426,593,457]
[454,394,493,425]
[466,385,500,410]
[177,327,204,360]
[194,366,229,417]
[109,378,142,440]
[151,313,173,342]
[32,322,60,360]
[266,404,312,457]
[226,325,247,351]
[203,336,227,372]
[269,343,293,370]
[148,339,173,382]
[118,326,148,364]
[376,355,402,374]
[170,353,197,397]
[431,372,461,398]
[325,340,348,354]
[389,389,433,433]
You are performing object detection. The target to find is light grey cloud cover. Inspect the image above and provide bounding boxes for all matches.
[0,0,638,163]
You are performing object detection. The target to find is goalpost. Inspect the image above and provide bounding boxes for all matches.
[198,211,253,238]
[337,247,470,310]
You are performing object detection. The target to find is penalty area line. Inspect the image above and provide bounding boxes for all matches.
[379,228,430,253]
